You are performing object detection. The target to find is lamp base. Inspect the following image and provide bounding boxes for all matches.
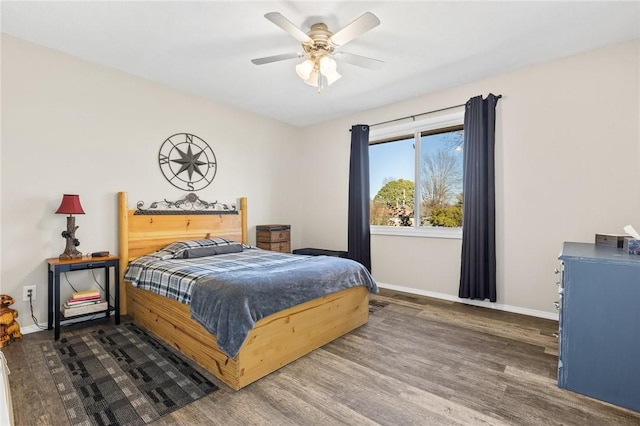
[59,249,82,260]
[59,216,82,259]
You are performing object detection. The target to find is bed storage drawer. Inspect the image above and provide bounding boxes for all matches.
[256,225,290,253]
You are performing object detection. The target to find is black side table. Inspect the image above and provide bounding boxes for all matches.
[47,255,120,340]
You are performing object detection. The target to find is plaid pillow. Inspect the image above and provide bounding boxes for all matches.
[163,238,238,258]
[181,243,244,259]
[143,250,175,261]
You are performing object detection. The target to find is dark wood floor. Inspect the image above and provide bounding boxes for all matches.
[5,289,640,425]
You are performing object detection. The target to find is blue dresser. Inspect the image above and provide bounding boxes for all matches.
[558,242,640,412]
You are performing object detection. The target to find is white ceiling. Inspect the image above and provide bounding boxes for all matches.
[2,1,639,127]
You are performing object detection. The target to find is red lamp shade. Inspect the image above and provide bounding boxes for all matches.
[55,194,85,215]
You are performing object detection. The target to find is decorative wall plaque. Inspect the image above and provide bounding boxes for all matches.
[158,133,217,191]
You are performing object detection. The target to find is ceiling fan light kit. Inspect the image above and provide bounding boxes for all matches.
[295,59,314,79]
[296,54,341,89]
[252,12,383,93]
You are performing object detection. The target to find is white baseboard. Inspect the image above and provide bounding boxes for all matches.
[21,323,47,335]
[21,287,557,335]
[376,282,559,321]
[21,312,112,335]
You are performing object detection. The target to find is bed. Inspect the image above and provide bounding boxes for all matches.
[117,191,374,390]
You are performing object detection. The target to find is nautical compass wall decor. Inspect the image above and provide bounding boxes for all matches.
[158,133,217,191]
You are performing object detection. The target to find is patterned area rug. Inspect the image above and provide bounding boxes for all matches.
[40,323,218,426]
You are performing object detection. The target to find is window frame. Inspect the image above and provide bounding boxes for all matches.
[369,109,464,239]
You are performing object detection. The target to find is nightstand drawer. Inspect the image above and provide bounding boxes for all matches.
[256,225,290,243]
[257,241,291,253]
[257,229,290,243]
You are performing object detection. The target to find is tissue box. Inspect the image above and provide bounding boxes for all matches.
[595,234,626,248]
[623,238,640,255]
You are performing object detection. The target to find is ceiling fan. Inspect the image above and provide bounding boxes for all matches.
[251,12,384,92]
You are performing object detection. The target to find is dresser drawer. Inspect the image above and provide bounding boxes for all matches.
[256,226,290,243]
[257,229,290,243]
[257,241,291,253]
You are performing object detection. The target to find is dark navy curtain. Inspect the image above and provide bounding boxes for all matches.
[459,94,500,302]
[347,124,371,272]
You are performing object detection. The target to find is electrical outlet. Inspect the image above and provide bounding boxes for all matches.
[23,285,36,302]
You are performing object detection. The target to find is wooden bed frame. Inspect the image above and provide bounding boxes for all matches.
[117,191,369,390]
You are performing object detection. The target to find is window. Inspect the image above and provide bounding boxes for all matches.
[369,110,464,238]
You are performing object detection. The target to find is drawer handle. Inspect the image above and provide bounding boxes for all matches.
[552,332,559,339]
[554,301,560,310]
[554,268,560,275]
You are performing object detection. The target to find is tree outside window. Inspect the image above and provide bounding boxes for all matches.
[420,129,463,227]
[369,126,463,228]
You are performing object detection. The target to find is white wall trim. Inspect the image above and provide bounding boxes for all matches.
[371,226,462,239]
[22,283,560,336]
[20,312,113,335]
[377,282,559,321]
[21,323,47,335]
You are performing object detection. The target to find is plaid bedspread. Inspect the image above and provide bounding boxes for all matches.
[124,248,310,304]
[124,247,378,357]
[190,254,377,357]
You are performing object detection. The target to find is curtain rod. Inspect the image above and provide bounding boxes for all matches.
[368,94,503,128]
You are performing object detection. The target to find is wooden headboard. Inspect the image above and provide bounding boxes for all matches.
[117,191,247,314]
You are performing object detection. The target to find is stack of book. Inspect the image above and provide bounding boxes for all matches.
[62,289,108,317]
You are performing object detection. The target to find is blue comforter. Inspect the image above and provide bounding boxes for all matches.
[190,255,377,358]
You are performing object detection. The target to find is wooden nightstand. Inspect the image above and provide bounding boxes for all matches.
[47,255,120,340]
[256,225,290,253]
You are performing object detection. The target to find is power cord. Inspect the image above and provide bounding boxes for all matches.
[63,272,79,293]
[28,291,46,330]
[91,269,114,305]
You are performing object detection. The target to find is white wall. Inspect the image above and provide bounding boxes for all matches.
[2,34,638,330]
[1,35,299,329]
[296,39,640,317]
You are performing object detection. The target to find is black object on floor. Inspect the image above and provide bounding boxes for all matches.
[292,248,348,258]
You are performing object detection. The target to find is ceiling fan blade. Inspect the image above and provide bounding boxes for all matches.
[264,12,312,43]
[251,52,304,65]
[335,51,384,70]
[329,12,380,47]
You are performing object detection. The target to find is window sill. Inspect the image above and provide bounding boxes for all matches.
[370,226,462,239]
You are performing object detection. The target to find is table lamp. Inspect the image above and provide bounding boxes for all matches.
[55,194,85,259]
